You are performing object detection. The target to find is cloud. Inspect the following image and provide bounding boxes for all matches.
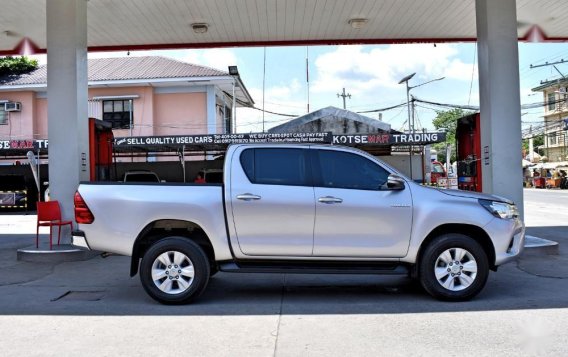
[183,48,238,71]
[236,78,308,132]
[312,44,476,94]
[29,54,47,65]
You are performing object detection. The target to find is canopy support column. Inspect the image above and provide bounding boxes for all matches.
[46,0,89,233]
[476,0,524,217]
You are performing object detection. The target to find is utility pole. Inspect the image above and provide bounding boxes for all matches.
[337,88,351,109]
[398,73,444,181]
[410,95,416,132]
[531,59,568,79]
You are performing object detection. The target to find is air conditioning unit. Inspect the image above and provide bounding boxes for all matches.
[4,102,21,112]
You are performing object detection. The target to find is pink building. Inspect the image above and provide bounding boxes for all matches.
[0,56,254,145]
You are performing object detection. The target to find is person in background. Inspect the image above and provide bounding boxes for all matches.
[560,170,567,189]
[523,168,531,187]
[194,172,206,183]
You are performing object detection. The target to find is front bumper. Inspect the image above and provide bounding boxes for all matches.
[71,230,91,250]
[485,217,525,266]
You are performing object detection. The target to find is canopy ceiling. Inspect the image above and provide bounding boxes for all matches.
[0,0,566,55]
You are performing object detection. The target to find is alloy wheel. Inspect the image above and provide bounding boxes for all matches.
[151,251,195,294]
[434,247,478,291]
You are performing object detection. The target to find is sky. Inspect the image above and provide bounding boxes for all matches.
[31,42,568,134]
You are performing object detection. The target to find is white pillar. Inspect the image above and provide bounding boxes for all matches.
[47,0,89,232]
[476,0,524,217]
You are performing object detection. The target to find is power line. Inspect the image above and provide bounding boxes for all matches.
[468,46,477,106]
[356,102,407,114]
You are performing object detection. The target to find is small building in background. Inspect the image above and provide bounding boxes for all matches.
[0,56,253,143]
[532,79,568,163]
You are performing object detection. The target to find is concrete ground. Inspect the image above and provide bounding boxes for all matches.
[0,189,567,356]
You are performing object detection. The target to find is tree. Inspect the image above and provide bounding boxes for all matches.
[522,134,544,156]
[431,108,471,163]
[0,56,38,76]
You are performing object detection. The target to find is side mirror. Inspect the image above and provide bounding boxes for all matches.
[387,174,405,190]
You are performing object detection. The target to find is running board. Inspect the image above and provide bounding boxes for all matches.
[218,261,409,275]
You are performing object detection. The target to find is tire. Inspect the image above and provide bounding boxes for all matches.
[419,233,489,301]
[139,237,210,305]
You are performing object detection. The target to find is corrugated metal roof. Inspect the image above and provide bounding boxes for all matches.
[269,106,392,134]
[0,56,228,86]
[531,78,568,92]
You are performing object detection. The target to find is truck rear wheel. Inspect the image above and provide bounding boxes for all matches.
[140,237,210,304]
[419,233,489,301]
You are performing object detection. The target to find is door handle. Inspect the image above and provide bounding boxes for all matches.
[318,196,343,204]
[236,193,261,201]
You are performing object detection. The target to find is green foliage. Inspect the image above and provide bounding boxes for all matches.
[431,108,471,163]
[522,134,544,155]
[0,56,38,76]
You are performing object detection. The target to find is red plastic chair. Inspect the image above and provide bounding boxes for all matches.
[36,201,73,250]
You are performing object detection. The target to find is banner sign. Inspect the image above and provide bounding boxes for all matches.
[114,132,333,147]
[332,132,446,145]
[0,139,48,150]
[115,132,446,148]
[1,131,446,153]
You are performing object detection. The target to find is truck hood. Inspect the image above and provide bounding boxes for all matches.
[437,189,514,205]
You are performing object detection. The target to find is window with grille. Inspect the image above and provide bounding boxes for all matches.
[0,106,7,125]
[548,93,556,111]
[102,100,133,129]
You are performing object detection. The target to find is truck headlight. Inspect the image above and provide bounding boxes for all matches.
[479,199,518,219]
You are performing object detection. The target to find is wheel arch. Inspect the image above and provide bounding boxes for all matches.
[416,223,497,274]
[130,219,215,277]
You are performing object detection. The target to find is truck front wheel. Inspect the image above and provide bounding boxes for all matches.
[419,233,489,301]
[139,237,210,304]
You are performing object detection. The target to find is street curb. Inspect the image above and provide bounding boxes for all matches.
[17,244,99,263]
[523,235,560,256]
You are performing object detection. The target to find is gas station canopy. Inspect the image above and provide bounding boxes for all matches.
[0,0,566,55]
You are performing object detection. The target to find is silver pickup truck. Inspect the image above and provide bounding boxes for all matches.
[72,144,525,304]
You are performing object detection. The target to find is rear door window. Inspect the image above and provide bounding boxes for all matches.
[240,148,310,186]
[313,149,389,190]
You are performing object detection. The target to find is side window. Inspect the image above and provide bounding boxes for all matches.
[239,148,308,186]
[315,150,389,190]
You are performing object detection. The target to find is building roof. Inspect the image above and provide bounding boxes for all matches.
[0,56,255,105]
[531,77,568,92]
[0,56,228,86]
[269,106,392,134]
